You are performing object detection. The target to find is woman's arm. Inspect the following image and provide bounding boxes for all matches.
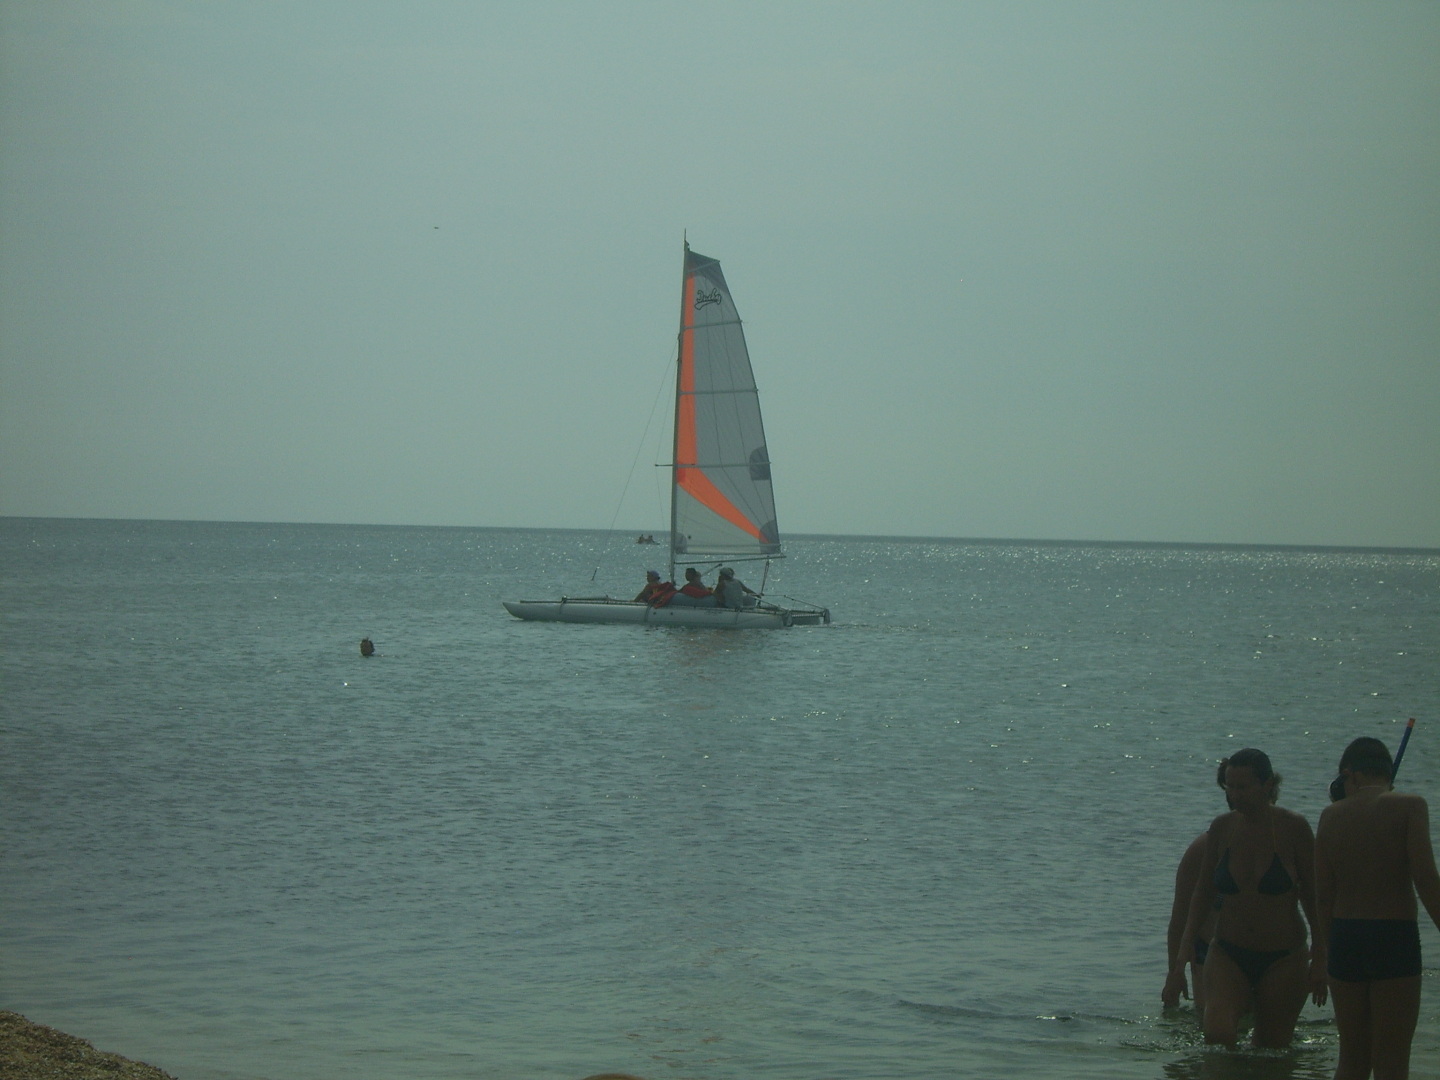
[1290,810,1327,1006]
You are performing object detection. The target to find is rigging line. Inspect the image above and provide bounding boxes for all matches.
[591,349,676,582]
[773,592,826,610]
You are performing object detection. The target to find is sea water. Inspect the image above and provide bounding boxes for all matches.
[2,518,1438,1080]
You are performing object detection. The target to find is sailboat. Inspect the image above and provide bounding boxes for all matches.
[503,243,830,628]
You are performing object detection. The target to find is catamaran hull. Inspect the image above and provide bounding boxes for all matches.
[502,599,828,628]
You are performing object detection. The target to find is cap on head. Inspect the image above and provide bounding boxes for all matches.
[646,570,660,580]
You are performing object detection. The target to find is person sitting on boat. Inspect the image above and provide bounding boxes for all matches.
[667,566,718,607]
[713,567,758,609]
[680,567,712,597]
[634,570,674,604]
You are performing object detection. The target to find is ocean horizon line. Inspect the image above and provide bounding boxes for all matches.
[3,514,1436,556]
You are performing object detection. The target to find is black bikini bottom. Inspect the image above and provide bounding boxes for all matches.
[1216,938,1291,987]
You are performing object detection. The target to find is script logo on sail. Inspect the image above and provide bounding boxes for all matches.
[694,288,723,309]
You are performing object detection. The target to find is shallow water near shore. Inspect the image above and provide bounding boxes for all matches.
[3,518,1439,1079]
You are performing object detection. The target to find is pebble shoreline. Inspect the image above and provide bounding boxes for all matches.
[0,1012,654,1080]
[0,1012,177,1080]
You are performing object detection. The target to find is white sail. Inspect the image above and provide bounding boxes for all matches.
[671,245,781,560]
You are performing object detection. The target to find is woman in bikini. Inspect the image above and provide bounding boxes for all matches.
[1164,748,1327,1047]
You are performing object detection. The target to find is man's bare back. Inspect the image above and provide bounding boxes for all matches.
[1317,788,1428,920]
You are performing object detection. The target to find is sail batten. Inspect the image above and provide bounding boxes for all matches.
[671,244,781,561]
[681,318,745,330]
[676,461,772,469]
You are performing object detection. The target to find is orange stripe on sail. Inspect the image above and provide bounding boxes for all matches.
[676,466,766,542]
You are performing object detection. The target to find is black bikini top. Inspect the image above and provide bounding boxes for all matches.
[1214,847,1294,896]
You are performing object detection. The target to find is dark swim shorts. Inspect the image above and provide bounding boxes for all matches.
[1327,918,1422,982]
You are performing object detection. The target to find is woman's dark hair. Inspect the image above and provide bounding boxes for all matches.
[1339,737,1393,778]
[1220,747,1282,802]
[1215,760,1233,808]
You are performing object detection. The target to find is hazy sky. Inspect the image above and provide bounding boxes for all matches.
[3,2,1437,547]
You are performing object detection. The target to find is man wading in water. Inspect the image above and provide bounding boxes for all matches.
[1315,736,1440,1080]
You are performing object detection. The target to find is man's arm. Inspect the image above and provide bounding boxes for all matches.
[1405,796,1440,932]
[1313,805,1337,955]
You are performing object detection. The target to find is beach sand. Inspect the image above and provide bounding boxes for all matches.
[0,1012,177,1080]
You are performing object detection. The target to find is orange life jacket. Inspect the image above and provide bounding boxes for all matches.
[643,582,677,606]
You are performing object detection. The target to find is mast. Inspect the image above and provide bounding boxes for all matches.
[668,238,688,583]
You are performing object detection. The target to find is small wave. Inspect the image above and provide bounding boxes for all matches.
[897,999,1137,1027]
